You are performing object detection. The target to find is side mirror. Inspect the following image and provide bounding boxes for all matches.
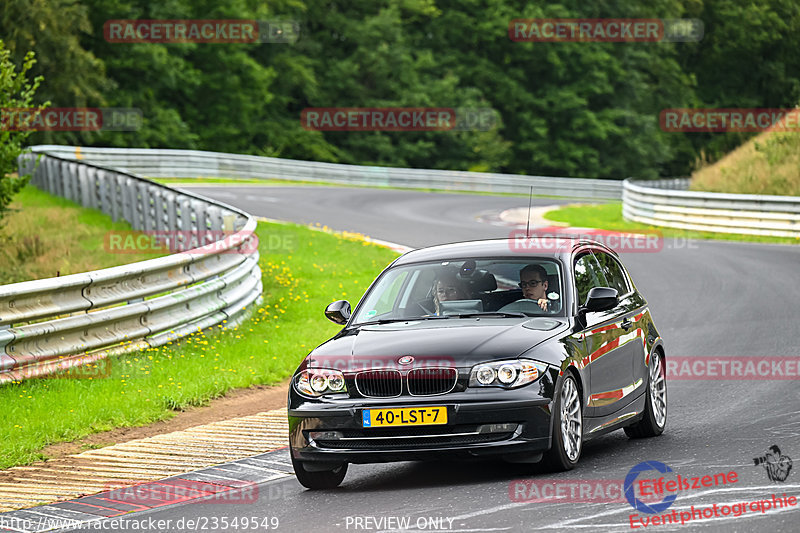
[325,300,351,325]
[582,287,619,313]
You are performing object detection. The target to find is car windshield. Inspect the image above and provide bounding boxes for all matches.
[352,258,564,324]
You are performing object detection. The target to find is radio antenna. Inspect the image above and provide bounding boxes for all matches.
[525,186,534,238]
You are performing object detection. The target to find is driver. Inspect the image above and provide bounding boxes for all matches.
[519,264,551,311]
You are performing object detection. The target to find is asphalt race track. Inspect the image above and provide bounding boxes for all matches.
[73,186,800,532]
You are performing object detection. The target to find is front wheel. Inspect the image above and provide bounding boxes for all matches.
[543,374,583,471]
[624,350,667,438]
[291,455,348,489]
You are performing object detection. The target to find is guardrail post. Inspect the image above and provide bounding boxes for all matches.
[71,162,82,203]
[151,188,165,232]
[52,159,64,197]
[63,162,75,202]
[74,163,85,205]
[165,191,178,232]
[143,185,158,232]
[0,326,15,372]
[135,179,146,230]
[61,160,71,199]
[192,199,208,245]
[44,158,54,195]
[27,155,40,189]
[131,181,146,230]
[18,154,36,185]
[175,196,190,250]
[120,176,134,224]
[96,169,108,214]
[26,155,38,188]
[80,166,94,209]
[110,173,124,222]
[95,168,106,211]
[208,205,222,232]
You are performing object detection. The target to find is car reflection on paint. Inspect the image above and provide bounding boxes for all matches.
[287,238,667,489]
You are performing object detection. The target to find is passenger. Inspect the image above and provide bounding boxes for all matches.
[433,270,469,314]
[519,264,550,311]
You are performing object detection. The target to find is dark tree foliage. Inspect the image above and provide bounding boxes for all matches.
[0,41,46,224]
[1,0,798,179]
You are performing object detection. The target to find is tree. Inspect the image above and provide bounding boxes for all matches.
[676,0,800,165]
[0,40,47,225]
[0,0,109,147]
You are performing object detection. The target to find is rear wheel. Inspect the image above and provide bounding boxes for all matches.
[543,374,582,471]
[624,350,667,438]
[291,455,348,489]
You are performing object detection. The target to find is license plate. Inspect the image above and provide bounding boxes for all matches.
[362,406,447,428]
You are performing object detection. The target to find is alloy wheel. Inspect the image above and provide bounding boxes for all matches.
[649,352,667,428]
[560,377,582,461]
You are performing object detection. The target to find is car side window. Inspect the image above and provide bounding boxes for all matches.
[593,252,630,297]
[573,252,607,306]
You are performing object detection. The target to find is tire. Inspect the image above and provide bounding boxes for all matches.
[543,374,583,471]
[625,350,667,438]
[291,455,348,489]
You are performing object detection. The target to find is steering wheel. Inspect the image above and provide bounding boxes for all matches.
[498,297,559,314]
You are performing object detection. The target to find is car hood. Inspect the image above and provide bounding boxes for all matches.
[306,317,569,369]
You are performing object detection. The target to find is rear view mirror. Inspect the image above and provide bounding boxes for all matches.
[583,287,619,313]
[325,300,351,325]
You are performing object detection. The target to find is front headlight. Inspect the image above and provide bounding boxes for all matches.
[476,365,496,385]
[469,359,544,389]
[295,369,348,397]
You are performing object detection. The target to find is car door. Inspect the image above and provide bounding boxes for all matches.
[593,251,650,401]
[573,251,637,418]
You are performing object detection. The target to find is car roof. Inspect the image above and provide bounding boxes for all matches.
[392,237,613,266]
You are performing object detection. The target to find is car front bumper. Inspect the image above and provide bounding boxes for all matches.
[289,387,555,465]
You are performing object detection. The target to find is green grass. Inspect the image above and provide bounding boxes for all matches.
[0,221,400,469]
[0,186,165,284]
[543,202,800,245]
[690,130,800,196]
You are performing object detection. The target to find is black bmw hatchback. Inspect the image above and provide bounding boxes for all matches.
[288,238,667,489]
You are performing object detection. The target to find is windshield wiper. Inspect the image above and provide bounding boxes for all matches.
[451,312,530,319]
[357,316,451,325]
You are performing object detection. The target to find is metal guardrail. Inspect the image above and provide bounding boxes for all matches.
[623,178,800,238]
[0,149,263,383]
[32,145,624,200]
